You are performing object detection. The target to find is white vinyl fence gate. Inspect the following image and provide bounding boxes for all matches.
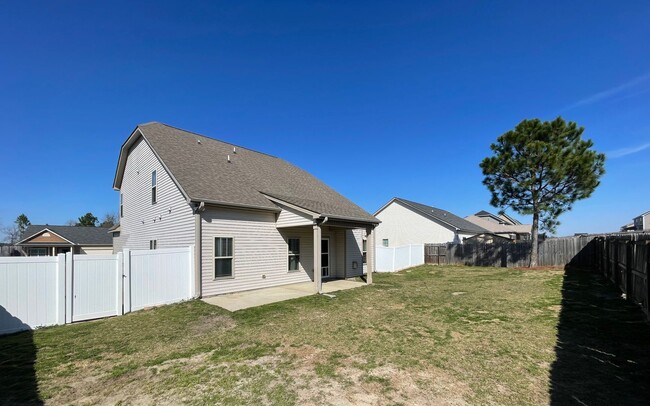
[0,246,194,335]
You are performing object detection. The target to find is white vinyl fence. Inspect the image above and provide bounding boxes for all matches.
[376,244,424,273]
[0,246,194,335]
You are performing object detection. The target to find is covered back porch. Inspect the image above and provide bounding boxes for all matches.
[277,217,377,294]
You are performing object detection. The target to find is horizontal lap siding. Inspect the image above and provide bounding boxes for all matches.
[276,206,313,228]
[375,201,456,246]
[201,208,312,296]
[115,138,194,252]
[346,229,365,277]
[280,227,314,279]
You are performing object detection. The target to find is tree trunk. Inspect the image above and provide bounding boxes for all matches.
[530,211,539,267]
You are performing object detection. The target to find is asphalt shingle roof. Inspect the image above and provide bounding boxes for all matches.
[390,198,488,233]
[134,123,378,224]
[19,225,114,245]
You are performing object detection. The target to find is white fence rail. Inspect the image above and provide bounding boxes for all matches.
[0,246,194,335]
[376,244,424,273]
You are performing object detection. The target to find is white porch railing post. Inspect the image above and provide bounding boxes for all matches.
[123,249,131,313]
[56,254,66,325]
[65,252,73,324]
[313,224,322,293]
[366,227,375,283]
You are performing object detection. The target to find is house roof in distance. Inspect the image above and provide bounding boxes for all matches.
[18,225,114,246]
[375,197,488,234]
[113,122,378,224]
[465,212,531,235]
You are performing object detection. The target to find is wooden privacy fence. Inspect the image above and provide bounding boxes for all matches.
[593,236,649,319]
[425,235,601,268]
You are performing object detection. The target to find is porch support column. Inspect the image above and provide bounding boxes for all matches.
[313,223,322,294]
[366,226,376,285]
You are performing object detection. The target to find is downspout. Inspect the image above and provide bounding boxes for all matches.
[193,202,205,298]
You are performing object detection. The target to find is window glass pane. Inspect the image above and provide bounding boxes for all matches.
[152,186,156,204]
[226,238,233,256]
[152,170,157,187]
[321,239,329,253]
[362,240,367,251]
[288,238,299,254]
[288,255,299,271]
[215,258,232,277]
[215,238,233,257]
[321,253,329,267]
[382,239,389,247]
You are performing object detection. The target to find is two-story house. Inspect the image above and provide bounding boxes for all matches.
[112,122,379,297]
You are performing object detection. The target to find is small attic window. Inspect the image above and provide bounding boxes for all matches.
[151,170,157,204]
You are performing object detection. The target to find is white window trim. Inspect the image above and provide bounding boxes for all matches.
[151,170,157,205]
[213,236,235,280]
[287,237,300,273]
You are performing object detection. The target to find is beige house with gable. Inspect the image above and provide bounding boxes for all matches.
[464,210,531,241]
[17,225,114,256]
[112,122,379,297]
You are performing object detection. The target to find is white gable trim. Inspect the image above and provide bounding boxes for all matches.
[17,228,76,245]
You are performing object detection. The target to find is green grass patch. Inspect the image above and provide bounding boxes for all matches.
[1,265,648,405]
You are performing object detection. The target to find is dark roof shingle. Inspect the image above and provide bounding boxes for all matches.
[134,123,377,223]
[19,225,114,245]
[388,198,488,233]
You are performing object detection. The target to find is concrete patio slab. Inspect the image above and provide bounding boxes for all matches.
[202,279,366,311]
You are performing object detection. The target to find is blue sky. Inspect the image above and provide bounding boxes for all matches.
[1,1,649,236]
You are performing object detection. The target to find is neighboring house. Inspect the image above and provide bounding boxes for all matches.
[374,198,487,246]
[112,122,379,297]
[17,225,114,256]
[621,211,650,232]
[464,210,531,241]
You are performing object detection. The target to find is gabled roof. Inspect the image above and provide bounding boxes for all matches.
[375,198,487,234]
[113,122,378,224]
[18,225,114,246]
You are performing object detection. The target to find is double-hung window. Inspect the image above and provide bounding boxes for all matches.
[214,237,234,278]
[288,238,300,271]
[151,170,157,204]
[120,193,124,218]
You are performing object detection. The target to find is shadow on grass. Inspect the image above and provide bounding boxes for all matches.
[550,266,650,405]
[0,305,42,405]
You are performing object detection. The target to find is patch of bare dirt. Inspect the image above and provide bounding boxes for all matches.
[188,314,236,335]
[280,345,471,405]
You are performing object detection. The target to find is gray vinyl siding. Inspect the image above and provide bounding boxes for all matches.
[346,229,365,277]
[114,137,195,252]
[201,207,313,296]
[276,206,313,228]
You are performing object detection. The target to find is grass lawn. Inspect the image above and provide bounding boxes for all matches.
[1,265,649,405]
